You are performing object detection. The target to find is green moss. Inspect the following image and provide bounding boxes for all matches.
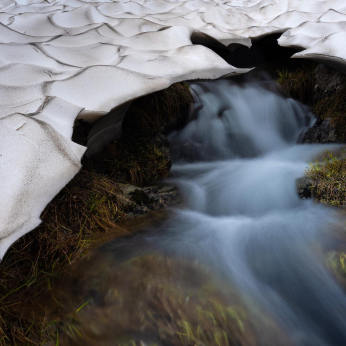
[307,150,346,205]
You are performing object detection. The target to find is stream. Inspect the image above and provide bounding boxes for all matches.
[166,80,346,345]
[51,79,346,346]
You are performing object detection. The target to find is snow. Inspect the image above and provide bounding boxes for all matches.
[1,0,346,258]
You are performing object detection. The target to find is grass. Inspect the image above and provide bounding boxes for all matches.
[0,82,193,345]
[84,82,193,186]
[276,64,316,105]
[307,150,346,206]
[122,82,193,135]
[85,134,172,187]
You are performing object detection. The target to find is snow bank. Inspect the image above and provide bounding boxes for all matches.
[1,0,346,258]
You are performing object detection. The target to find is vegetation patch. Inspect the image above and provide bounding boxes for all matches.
[123,82,193,135]
[84,133,172,187]
[0,82,193,345]
[307,150,346,205]
[84,82,193,186]
[277,63,316,105]
[277,63,346,205]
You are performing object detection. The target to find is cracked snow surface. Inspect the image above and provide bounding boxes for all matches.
[1,0,346,258]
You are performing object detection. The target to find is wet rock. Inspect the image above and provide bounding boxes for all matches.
[296,176,314,199]
[118,183,180,218]
[298,64,346,144]
[298,117,337,144]
[314,64,346,101]
[131,189,152,205]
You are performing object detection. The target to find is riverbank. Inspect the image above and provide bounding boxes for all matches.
[0,83,191,345]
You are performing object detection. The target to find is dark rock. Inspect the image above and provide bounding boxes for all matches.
[84,102,131,158]
[296,177,314,199]
[314,64,346,102]
[131,189,152,205]
[298,117,337,144]
[72,120,91,146]
[298,64,346,144]
[118,182,181,218]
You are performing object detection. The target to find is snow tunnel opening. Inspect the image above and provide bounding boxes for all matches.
[206,34,299,68]
[78,82,193,161]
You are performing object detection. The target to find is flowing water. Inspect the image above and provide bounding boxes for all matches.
[51,79,346,345]
[165,80,346,345]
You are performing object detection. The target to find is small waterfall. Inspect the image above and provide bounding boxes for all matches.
[168,80,314,161]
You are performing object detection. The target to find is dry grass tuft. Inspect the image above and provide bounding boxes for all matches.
[277,64,316,105]
[307,150,346,205]
[123,82,193,134]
